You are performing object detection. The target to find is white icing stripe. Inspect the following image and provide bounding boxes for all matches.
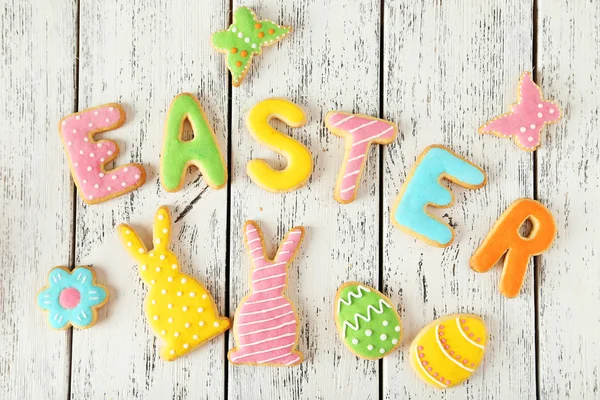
[254,261,286,272]
[239,321,296,336]
[244,296,283,305]
[348,154,365,162]
[239,303,289,316]
[415,349,447,388]
[230,342,295,361]
[332,115,354,126]
[340,185,356,193]
[252,284,286,293]
[247,238,261,244]
[251,247,263,253]
[278,251,290,255]
[285,357,301,366]
[435,325,474,372]
[246,228,257,233]
[352,126,394,147]
[288,231,302,235]
[241,333,297,348]
[252,273,287,283]
[253,256,264,261]
[341,299,390,338]
[349,120,378,133]
[337,285,371,312]
[456,318,485,350]
[256,352,293,364]
[81,275,87,284]
[237,311,294,327]
[343,170,360,178]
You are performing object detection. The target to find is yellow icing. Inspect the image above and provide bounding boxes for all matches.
[410,314,486,389]
[118,206,230,361]
[245,98,313,192]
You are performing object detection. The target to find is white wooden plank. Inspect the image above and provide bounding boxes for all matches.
[228,1,381,398]
[537,1,600,398]
[70,1,230,398]
[383,1,536,398]
[0,1,76,398]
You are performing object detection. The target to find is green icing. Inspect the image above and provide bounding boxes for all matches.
[161,93,226,191]
[336,284,402,359]
[211,7,291,83]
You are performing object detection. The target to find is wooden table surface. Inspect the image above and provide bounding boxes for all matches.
[1,0,598,399]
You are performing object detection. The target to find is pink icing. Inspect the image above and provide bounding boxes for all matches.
[228,222,303,366]
[327,112,396,202]
[480,72,561,150]
[59,104,145,203]
[59,287,81,309]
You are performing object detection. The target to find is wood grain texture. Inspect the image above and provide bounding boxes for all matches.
[537,1,600,398]
[0,1,76,399]
[227,1,382,398]
[70,1,230,398]
[382,1,536,398]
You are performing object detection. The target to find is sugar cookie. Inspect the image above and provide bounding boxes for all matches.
[479,71,562,151]
[228,221,304,366]
[161,93,227,192]
[58,104,146,204]
[334,282,402,360]
[211,7,291,86]
[37,266,108,330]
[118,206,230,361]
[391,145,487,247]
[326,112,397,204]
[246,98,312,193]
[410,314,487,389]
[470,198,556,298]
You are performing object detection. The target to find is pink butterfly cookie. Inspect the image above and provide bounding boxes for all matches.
[479,72,561,151]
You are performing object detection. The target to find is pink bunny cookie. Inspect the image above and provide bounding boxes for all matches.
[228,221,304,366]
[59,104,146,204]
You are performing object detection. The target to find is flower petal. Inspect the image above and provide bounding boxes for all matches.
[84,285,108,307]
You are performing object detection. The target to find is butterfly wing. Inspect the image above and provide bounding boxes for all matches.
[256,20,292,49]
[480,112,542,150]
[211,30,238,52]
[233,7,259,35]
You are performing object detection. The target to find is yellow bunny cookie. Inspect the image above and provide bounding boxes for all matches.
[118,206,230,361]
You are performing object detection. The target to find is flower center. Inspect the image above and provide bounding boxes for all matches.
[59,287,81,309]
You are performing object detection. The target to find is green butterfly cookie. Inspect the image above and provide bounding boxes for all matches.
[211,7,291,86]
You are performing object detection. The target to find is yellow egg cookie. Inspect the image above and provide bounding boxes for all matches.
[410,314,487,389]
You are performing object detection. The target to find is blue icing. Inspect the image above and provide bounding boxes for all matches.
[394,147,485,246]
[37,266,108,329]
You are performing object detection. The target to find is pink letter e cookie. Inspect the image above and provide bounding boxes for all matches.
[59,104,146,204]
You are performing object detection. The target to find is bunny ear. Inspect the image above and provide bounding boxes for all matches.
[153,206,172,250]
[244,220,266,261]
[118,223,148,261]
[274,226,304,263]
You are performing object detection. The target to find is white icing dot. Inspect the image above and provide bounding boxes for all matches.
[75,115,80,120]
[168,277,173,282]
[365,330,372,337]
[151,300,156,305]
[170,350,175,355]
[107,151,113,155]
[150,280,155,284]
[83,138,88,142]
[138,248,145,253]
[172,264,177,269]
[251,43,257,49]
[163,228,168,233]
[94,184,99,189]
[121,182,126,187]
[79,150,84,155]
[141,265,147,270]
[537,112,543,118]
[528,136,534,142]
[181,278,187,284]
[367,345,374,351]
[89,123,93,127]
[182,306,188,312]
[352,338,359,345]
[520,127,527,133]
[392,339,398,345]
[158,214,165,220]
[193,335,198,340]
[82,179,87,184]
[105,118,110,123]
[155,238,161,245]
[173,331,179,336]
[109,107,114,111]
[67,141,72,146]
[183,343,189,349]
[177,291,183,297]
[549,108,555,114]
[149,252,154,257]
[94,111,99,115]
[159,255,166,260]
[107,186,111,191]
[62,121,66,125]
[394,326,400,332]
[167,304,173,309]
[538,103,543,108]
[232,26,237,32]
[112,175,117,180]
[100,158,105,162]
[237,32,243,38]
[382,320,389,326]
[156,267,161,272]
[169,318,174,324]
[153,315,159,320]
[185,322,190,328]
[87,166,92,171]
[97,143,102,147]
[73,129,77,134]
[74,163,78,167]
[124,167,129,172]
[530,124,536,129]
[199,321,205,326]
[135,174,140,179]
[161,330,166,335]
[379,348,385,354]
[89,153,94,157]
[161,289,167,294]
[197,307,204,313]
[213,321,219,327]
[380,334,387,340]
[99,173,104,177]
[244,37,250,43]
[202,294,207,299]
[189,292,196,297]
[88,195,93,200]
[127,242,132,247]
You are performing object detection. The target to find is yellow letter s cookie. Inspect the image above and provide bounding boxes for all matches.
[246,98,313,193]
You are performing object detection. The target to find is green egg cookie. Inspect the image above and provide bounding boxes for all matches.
[334,282,403,360]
